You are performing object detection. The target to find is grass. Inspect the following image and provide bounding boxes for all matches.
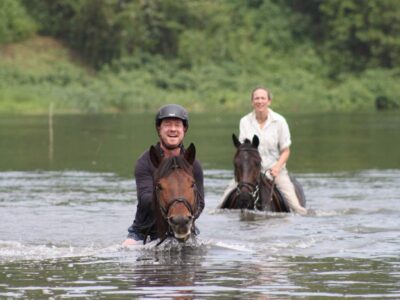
[1,36,399,114]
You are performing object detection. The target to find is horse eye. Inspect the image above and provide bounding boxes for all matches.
[156,183,163,190]
[191,182,196,188]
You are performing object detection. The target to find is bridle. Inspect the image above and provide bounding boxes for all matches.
[235,147,262,209]
[233,146,283,212]
[152,166,198,246]
[236,175,261,209]
[157,195,196,220]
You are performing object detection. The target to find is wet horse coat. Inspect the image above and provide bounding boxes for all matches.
[150,143,198,243]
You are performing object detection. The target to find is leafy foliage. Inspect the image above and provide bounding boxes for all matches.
[288,0,400,75]
[1,0,399,113]
[0,0,37,43]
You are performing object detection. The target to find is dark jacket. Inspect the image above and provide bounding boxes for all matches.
[127,143,205,240]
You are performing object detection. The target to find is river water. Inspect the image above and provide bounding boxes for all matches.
[1,112,399,299]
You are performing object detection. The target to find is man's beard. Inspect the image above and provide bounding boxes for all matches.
[160,138,181,150]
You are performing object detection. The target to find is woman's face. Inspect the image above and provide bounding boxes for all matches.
[251,88,271,113]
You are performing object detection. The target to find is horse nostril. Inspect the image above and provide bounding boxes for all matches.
[168,216,177,225]
[169,215,193,225]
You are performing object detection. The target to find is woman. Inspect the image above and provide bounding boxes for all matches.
[239,86,306,214]
[220,87,306,214]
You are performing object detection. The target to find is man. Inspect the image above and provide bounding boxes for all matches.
[122,104,205,246]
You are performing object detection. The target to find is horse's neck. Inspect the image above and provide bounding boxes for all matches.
[259,173,273,199]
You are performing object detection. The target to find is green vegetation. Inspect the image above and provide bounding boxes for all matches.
[1,0,399,114]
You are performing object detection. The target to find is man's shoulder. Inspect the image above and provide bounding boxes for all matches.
[136,143,161,162]
[136,149,150,163]
[135,145,158,172]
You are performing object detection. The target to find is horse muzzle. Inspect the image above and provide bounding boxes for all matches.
[168,215,194,241]
[237,192,255,209]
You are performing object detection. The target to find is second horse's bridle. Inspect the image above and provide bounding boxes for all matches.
[236,175,261,209]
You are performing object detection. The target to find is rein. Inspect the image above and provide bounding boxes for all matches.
[267,178,275,207]
[236,172,279,210]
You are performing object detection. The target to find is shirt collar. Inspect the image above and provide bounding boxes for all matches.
[251,108,277,127]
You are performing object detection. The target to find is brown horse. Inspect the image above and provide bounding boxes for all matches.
[219,134,306,212]
[149,143,198,243]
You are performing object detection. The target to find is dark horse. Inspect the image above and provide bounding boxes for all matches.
[149,143,199,243]
[219,134,306,212]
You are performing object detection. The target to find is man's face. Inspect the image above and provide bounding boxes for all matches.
[158,118,185,149]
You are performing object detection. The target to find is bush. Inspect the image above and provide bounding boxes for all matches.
[0,0,37,43]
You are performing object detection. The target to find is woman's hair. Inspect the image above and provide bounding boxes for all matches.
[250,86,273,101]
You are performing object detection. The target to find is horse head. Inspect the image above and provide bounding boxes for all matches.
[232,134,262,209]
[150,143,197,242]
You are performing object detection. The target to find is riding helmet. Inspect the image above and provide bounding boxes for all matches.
[155,104,189,129]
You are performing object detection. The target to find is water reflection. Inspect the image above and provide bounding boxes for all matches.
[119,244,296,299]
[124,246,207,299]
[1,112,400,175]
[288,256,400,298]
[1,112,400,298]
[2,249,399,299]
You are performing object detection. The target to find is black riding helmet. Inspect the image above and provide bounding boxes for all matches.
[155,104,189,129]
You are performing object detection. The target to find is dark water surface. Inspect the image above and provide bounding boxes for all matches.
[1,112,399,299]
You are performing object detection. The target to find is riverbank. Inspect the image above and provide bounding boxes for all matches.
[1,36,399,114]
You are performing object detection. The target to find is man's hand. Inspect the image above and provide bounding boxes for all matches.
[122,238,138,247]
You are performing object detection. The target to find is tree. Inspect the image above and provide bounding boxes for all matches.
[0,0,36,43]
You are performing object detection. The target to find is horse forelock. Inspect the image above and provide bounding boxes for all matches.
[243,138,251,144]
[234,143,261,180]
[155,155,193,180]
[235,144,261,163]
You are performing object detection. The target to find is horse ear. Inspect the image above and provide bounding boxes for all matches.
[232,134,241,148]
[252,135,260,148]
[184,143,196,165]
[149,145,162,168]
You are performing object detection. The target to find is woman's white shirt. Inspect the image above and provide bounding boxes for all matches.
[239,109,291,172]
